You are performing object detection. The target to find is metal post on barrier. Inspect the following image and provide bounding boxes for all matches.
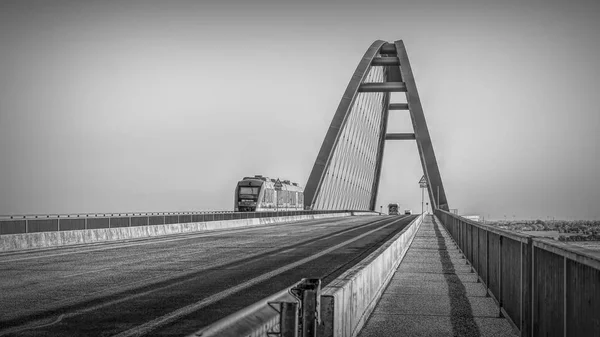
[290,278,321,337]
[268,302,299,337]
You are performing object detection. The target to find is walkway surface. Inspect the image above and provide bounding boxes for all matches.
[358,215,519,337]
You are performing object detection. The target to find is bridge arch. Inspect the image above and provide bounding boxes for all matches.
[304,40,449,211]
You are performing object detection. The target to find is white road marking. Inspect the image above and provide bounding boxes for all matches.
[0,315,64,336]
[60,267,112,278]
[276,247,296,254]
[111,217,402,337]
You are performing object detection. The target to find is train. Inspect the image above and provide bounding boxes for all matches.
[388,203,399,215]
[234,175,305,212]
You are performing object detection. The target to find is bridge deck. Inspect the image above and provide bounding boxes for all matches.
[358,215,519,337]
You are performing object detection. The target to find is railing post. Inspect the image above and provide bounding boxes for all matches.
[462,220,465,252]
[498,235,503,317]
[531,243,536,336]
[521,238,532,337]
[290,278,321,337]
[563,256,567,337]
[467,223,471,265]
[268,301,299,337]
[486,230,490,297]
[476,228,480,281]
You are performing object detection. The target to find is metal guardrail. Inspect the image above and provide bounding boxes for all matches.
[190,278,321,337]
[435,209,600,337]
[0,210,249,220]
[0,210,376,236]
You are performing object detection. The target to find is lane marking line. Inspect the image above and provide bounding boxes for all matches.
[0,315,64,336]
[60,267,112,278]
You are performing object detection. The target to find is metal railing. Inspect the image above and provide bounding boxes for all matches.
[190,278,321,337]
[435,209,600,337]
[0,210,375,236]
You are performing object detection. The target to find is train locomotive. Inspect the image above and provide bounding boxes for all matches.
[388,203,400,215]
[234,175,304,212]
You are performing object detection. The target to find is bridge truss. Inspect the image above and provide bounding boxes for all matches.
[304,40,449,211]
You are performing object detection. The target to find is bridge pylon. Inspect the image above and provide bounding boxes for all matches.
[304,40,449,211]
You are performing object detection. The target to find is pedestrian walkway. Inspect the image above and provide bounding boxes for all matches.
[358,215,519,337]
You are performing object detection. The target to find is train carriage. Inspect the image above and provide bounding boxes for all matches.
[388,203,399,215]
[234,175,304,212]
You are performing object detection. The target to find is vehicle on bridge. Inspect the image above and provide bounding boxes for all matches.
[404,209,412,215]
[388,203,399,215]
[235,175,304,212]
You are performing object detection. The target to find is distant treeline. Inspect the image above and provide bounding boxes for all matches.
[558,234,600,242]
[484,219,600,240]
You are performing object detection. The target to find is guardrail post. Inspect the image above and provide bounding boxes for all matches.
[498,235,503,317]
[486,230,490,297]
[476,227,480,278]
[531,243,536,336]
[467,222,471,265]
[563,256,567,337]
[268,302,299,337]
[521,238,532,337]
[290,278,321,337]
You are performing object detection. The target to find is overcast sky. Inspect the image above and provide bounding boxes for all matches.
[1,0,599,220]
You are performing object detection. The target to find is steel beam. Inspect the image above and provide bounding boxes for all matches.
[371,57,400,66]
[369,87,389,211]
[389,103,409,110]
[385,133,416,140]
[380,43,397,55]
[395,40,449,211]
[358,82,406,92]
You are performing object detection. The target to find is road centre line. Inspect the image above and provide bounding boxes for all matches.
[60,267,112,278]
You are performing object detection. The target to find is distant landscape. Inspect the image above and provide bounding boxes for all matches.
[483,219,600,251]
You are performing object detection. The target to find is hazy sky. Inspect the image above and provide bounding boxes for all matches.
[1,0,599,220]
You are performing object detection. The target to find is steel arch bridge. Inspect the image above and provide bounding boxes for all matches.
[304,40,449,212]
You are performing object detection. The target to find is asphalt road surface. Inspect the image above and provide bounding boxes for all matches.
[0,214,417,336]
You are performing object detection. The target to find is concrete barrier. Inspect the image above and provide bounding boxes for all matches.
[350,211,382,216]
[319,214,424,337]
[0,213,352,252]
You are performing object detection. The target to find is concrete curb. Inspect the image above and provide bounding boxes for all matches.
[0,213,352,252]
[319,214,424,337]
